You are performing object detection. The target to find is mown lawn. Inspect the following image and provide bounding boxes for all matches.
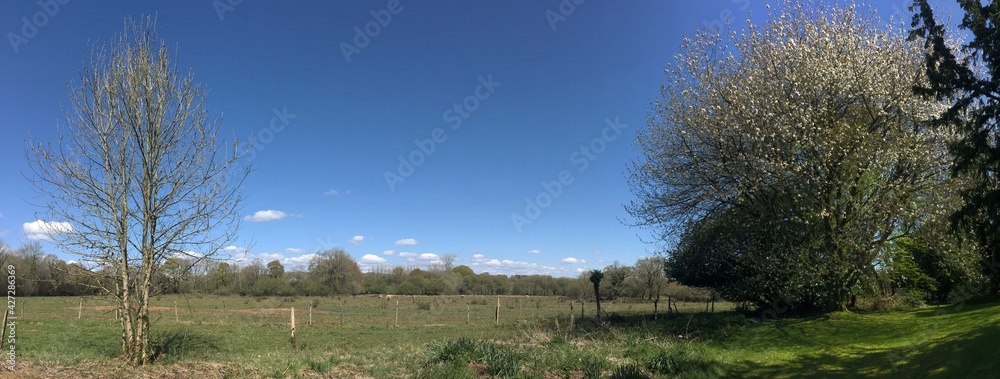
[6,295,999,378]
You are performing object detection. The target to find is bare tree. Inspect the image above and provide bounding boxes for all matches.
[633,256,666,300]
[26,17,249,365]
[441,253,456,271]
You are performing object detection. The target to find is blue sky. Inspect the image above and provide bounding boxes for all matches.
[0,0,952,276]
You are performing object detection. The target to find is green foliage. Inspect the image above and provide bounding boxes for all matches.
[308,248,363,295]
[425,338,521,377]
[610,363,651,379]
[911,0,1000,293]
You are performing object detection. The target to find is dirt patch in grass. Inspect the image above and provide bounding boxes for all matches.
[73,306,174,312]
[11,360,255,379]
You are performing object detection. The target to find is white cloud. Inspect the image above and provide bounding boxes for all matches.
[222,245,247,253]
[465,253,560,276]
[22,220,73,241]
[528,249,541,254]
[283,253,317,270]
[258,252,284,262]
[359,254,387,264]
[285,248,306,254]
[419,253,439,260]
[395,238,418,246]
[398,252,417,258]
[382,250,395,256]
[560,257,585,264]
[0,212,4,219]
[323,189,351,196]
[350,235,365,245]
[244,210,288,222]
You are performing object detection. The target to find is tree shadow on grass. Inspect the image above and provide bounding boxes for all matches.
[734,314,1000,378]
[151,329,221,364]
[582,305,1000,378]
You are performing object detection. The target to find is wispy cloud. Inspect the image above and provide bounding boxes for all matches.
[395,238,418,246]
[560,257,585,264]
[22,220,73,241]
[323,189,352,196]
[527,249,541,254]
[382,250,395,256]
[350,235,365,245]
[285,247,306,254]
[244,209,288,222]
[398,252,417,258]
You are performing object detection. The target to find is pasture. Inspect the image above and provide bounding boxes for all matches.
[8,294,722,378]
[7,295,1000,378]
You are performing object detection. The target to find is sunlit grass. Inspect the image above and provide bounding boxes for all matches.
[9,295,1000,378]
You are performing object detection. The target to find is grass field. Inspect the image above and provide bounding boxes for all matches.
[6,295,1000,378]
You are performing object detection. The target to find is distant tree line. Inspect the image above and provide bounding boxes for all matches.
[0,241,700,301]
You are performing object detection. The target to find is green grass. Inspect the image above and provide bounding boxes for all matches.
[6,295,999,378]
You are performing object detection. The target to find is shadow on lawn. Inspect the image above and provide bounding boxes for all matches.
[151,329,221,364]
[736,324,999,378]
[591,304,999,378]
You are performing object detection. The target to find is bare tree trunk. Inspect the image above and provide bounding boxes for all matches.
[26,17,250,366]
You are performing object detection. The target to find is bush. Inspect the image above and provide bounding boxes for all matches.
[610,363,651,379]
[424,338,520,377]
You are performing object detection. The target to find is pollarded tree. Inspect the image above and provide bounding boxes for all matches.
[589,269,603,321]
[627,2,953,311]
[26,17,250,364]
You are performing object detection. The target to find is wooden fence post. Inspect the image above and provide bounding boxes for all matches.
[224,301,229,323]
[290,307,296,349]
[308,304,313,326]
[394,300,399,327]
[78,298,83,319]
[340,302,344,326]
[466,304,470,325]
[495,296,500,325]
[1,308,8,348]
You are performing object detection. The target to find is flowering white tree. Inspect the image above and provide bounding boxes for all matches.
[629,2,953,311]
